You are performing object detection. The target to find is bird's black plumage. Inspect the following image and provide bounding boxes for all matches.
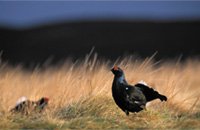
[111,66,167,115]
[134,83,167,102]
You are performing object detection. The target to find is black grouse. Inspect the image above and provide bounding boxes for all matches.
[111,66,167,115]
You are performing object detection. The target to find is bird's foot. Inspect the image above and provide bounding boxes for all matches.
[140,105,147,110]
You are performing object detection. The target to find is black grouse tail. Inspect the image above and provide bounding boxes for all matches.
[135,81,167,102]
[158,94,167,101]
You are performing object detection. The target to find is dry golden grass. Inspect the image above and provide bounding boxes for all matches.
[0,54,200,129]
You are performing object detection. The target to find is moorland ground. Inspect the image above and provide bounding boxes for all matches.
[0,55,200,129]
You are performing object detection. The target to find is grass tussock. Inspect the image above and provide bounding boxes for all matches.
[0,54,200,129]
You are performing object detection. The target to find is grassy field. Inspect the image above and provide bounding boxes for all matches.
[0,54,200,129]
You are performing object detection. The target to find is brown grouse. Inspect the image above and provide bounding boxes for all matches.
[11,97,49,115]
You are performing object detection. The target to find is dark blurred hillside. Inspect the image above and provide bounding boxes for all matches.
[1,20,200,67]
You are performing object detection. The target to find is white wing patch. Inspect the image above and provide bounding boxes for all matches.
[16,96,27,106]
[125,87,129,90]
[138,80,148,86]
[134,101,140,104]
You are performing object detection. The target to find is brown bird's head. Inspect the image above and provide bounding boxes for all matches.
[36,97,49,110]
[39,97,49,104]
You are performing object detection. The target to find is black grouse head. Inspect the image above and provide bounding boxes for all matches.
[36,97,49,110]
[111,66,124,77]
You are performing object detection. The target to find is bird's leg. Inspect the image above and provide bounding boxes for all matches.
[125,110,129,116]
[140,105,147,111]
